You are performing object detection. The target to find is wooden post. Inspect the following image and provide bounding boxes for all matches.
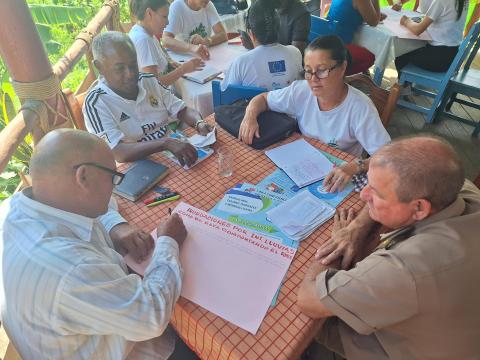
[0,0,119,174]
[0,0,67,174]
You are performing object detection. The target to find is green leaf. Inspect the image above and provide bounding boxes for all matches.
[28,4,88,25]
[35,23,53,43]
[2,92,17,124]
[1,82,20,111]
[0,172,16,180]
[46,40,62,54]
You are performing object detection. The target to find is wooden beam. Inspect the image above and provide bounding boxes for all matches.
[53,0,120,82]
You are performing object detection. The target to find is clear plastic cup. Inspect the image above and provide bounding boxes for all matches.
[217,146,233,177]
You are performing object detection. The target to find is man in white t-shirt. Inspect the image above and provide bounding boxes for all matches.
[83,31,213,165]
[162,0,228,60]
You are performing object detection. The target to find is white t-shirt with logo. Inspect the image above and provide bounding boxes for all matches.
[83,73,186,149]
[422,0,468,46]
[221,44,303,91]
[165,0,221,41]
[129,24,169,74]
[267,80,391,157]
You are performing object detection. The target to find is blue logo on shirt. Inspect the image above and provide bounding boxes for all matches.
[268,60,286,74]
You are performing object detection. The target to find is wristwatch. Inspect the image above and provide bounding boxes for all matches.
[194,118,206,131]
[355,158,366,173]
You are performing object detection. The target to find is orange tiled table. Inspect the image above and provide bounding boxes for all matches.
[116,117,364,360]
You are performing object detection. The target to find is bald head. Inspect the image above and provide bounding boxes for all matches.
[29,129,116,218]
[371,135,465,211]
[30,129,111,180]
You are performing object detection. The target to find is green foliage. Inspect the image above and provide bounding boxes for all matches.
[0,1,131,202]
[29,4,88,24]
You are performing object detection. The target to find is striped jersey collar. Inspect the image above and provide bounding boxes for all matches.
[97,73,155,104]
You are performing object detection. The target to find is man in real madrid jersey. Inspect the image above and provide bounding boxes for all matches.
[83,31,213,166]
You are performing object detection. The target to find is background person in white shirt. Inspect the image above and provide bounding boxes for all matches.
[394,0,468,73]
[221,0,303,91]
[239,35,391,193]
[162,0,228,60]
[0,129,192,360]
[83,32,213,165]
[129,0,205,86]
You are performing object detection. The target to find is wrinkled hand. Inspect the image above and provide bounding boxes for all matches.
[166,138,198,167]
[380,12,387,21]
[197,121,214,135]
[400,15,409,26]
[323,162,357,193]
[110,223,154,263]
[193,44,210,60]
[156,213,187,247]
[190,34,207,45]
[181,58,205,74]
[315,208,363,270]
[238,113,260,144]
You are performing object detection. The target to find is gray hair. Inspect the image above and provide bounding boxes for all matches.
[92,31,136,63]
[370,135,465,211]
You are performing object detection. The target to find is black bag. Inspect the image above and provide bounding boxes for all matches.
[211,0,238,14]
[214,101,297,150]
[236,0,248,10]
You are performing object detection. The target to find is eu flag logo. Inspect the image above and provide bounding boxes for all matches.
[268,60,286,74]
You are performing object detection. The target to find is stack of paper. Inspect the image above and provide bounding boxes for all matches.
[126,202,297,335]
[265,139,334,188]
[183,65,222,84]
[266,191,335,241]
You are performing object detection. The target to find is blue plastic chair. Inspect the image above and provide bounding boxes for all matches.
[308,16,341,43]
[396,22,480,124]
[437,23,480,136]
[211,80,267,108]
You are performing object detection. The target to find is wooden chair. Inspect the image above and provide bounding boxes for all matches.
[63,88,87,131]
[474,174,480,189]
[345,73,400,127]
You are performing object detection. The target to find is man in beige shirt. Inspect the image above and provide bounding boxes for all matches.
[297,135,480,359]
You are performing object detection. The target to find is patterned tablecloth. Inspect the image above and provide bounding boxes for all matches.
[117,117,364,360]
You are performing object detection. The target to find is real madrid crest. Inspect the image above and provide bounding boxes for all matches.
[149,95,159,107]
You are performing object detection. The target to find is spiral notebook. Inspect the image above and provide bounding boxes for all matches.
[265,139,334,188]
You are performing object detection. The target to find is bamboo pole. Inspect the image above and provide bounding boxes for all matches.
[53,0,119,82]
[0,0,60,174]
[0,0,119,174]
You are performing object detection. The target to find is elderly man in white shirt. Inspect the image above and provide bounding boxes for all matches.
[0,129,191,360]
[83,31,213,166]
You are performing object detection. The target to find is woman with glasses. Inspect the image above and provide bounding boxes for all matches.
[221,0,303,91]
[239,35,391,193]
[129,0,205,86]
